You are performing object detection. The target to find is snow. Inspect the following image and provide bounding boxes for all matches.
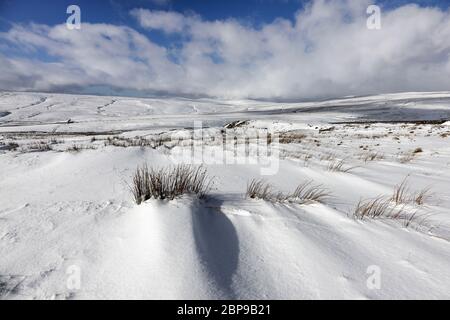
[1,91,450,299]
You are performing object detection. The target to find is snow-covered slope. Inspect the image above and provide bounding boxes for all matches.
[1,91,450,133]
[1,91,450,299]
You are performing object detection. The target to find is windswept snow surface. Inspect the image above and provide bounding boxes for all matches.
[1,91,450,299]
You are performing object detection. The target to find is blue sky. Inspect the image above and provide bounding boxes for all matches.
[0,0,448,30]
[1,0,450,99]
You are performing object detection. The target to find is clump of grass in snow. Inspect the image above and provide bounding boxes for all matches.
[391,177,432,205]
[105,135,171,149]
[28,141,52,152]
[352,196,418,227]
[50,138,63,145]
[291,181,330,203]
[360,151,384,163]
[327,159,356,172]
[131,164,212,204]
[398,148,423,163]
[412,187,432,205]
[246,179,330,204]
[6,142,19,151]
[353,196,402,219]
[403,211,420,228]
[279,131,307,144]
[246,179,273,200]
[398,152,414,163]
[320,152,336,161]
[353,176,433,228]
[391,177,410,204]
[67,144,81,152]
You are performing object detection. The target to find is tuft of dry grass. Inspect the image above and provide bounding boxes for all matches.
[353,196,397,220]
[353,176,434,228]
[398,148,423,163]
[319,153,336,161]
[352,196,419,227]
[132,165,150,205]
[50,138,63,145]
[327,159,356,172]
[398,152,414,163]
[279,131,307,144]
[131,164,212,204]
[361,151,384,163]
[291,181,330,203]
[246,179,330,204]
[67,144,81,152]
[6,142,19,151]
[28,141,52,152]
[398,152,415,163]
[403,210,419,228]
[224,120,249,129]
[391,177,410,204]
[246,179,274,200]
[412,187,432,206]
[105,135,172,149]
[391,177,432,206]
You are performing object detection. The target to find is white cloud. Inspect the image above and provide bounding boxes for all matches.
[130,9,195,34]
[1,0,450,100]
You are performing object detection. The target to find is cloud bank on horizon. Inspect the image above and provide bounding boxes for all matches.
[1,0,450,100]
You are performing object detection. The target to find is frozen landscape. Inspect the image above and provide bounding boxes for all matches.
[1,90,450,299]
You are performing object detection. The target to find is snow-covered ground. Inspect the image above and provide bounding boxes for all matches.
[1,91,450,299]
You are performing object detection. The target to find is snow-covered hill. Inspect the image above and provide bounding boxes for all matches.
[1,91,450,299]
